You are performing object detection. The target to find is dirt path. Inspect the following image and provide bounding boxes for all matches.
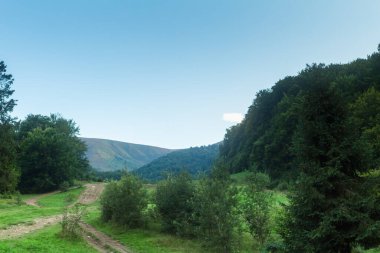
[0,183,103,240]
[0,183,132,253]
[0,215,62,239]
[76,183,105,205]
[80,222,132,253]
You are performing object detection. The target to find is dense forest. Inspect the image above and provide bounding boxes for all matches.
[134,143,219,182]
[0,62,90,194]
[220,45,380,183]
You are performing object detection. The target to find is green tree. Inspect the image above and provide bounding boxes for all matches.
[18,115,89,193]
[155,172,195,236]
[101,173,147,228]
[191,166,240,252]
[350,87,380,170]
[240,173,271,248]
[282,84,380,252]
[0,61,19,193]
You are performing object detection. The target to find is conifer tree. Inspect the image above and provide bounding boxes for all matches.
[282,82,380,252]
[0,61,18,193]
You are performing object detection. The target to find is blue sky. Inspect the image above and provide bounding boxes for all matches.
[1,0,380,149]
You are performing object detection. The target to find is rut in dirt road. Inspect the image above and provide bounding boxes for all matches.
[80,222,132,253]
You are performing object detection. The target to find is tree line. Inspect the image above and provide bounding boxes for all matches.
[134,143,220,182]
[219,46,380,183]
[0,61,89,194]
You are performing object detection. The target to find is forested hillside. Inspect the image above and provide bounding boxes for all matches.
[219,46,380,182]
[82,137,172,171]
[134,143,219,181]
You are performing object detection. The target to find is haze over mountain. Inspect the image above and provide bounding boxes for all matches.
[81,137,173,172]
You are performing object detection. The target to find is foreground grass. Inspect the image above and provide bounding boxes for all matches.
[85,208,207,253]
[0,187,84,229]
[0,224,96,253]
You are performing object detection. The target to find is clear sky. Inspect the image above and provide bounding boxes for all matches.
[1,0,380,149]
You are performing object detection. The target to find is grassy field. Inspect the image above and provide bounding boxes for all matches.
[0,187,84,229]
[0,224,96,253]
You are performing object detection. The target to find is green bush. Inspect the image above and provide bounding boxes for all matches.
[240,173,272,248]
[100,173,147,228]
[155,172,195,236]
[191,167,241,252]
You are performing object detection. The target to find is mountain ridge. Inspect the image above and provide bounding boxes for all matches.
[81,137,173,172]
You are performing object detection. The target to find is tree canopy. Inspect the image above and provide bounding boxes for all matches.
[219,48,380,182]
[18,114,89,193]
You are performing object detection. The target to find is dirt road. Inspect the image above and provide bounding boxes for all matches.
[0,184,103,240]
[0,215,62,239]
[80,222,132,253]
[0,183,132,253]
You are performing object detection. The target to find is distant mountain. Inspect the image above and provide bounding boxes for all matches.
[81,137,173,172]
[134,143,220,182]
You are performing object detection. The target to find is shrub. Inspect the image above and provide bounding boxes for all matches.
[240,177,272,248]
[61,204,86,239]
[155,172,195,236]
[100,173,147,228]
[191,166,241,252]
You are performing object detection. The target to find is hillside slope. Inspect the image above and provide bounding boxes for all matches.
[81,138,172,171]
[219,47,380,181]
[134,143,220,182]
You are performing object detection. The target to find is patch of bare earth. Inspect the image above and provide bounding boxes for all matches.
[76,183,105,205]
[0,215,62,240]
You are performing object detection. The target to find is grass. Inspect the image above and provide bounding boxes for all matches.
[38,187,83,208]
[84,207,207,253]
[230,170,253,184]
[0,224,97,253]
[0,187,84,229]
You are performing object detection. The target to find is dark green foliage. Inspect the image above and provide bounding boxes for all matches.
[218,46,380,251]
[191,166,240,252]
[100,173,147,228]
[134,144,219,182]
[0,61,19,194]
[155,172,195,236]
[350,87,380,170]
[281,84,380,252]
[90,169,125,181]
[219,48,380,182]
[18,114,90,193]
